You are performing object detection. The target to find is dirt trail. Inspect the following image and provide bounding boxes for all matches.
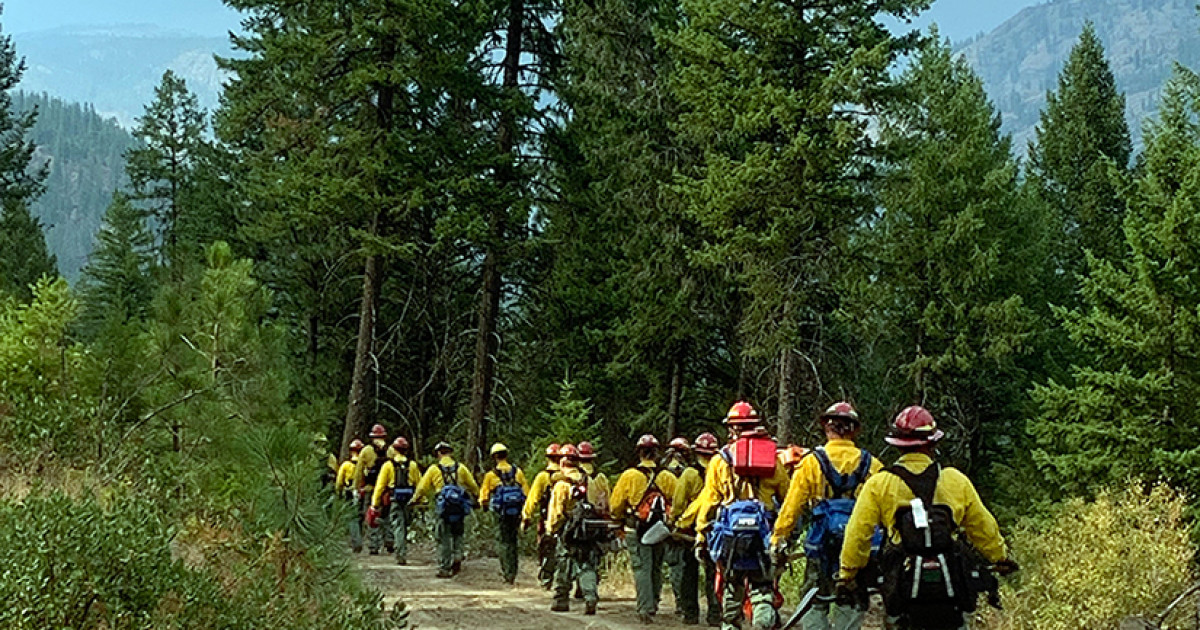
[360,546,687,630]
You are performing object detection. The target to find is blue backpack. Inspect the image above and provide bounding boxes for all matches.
[436,464,472,524]
[804,448,875,577]
[709,498,774,573]
[391,459,415,508]
[490,468,527,518]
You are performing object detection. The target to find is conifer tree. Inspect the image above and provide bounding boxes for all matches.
[668,0,927,441]
[0,201,57,300]
[1029,23,1132,297]
[853,37,1046,472]
[78,193,156,335]
[1032,66,1200,498]
[126,70,207,264]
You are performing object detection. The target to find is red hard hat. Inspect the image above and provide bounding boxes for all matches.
[558,444,580,459]
[821,401,860,423]
[349,439,365,452]
[577,441,597,460]
[392,437,409,451]
[692,432,719,455]
[369,424,387,439]
[546,443,562,458]
[725,401,761,426]
[668,437,691,451]
[636,434,660,449]
[886,406,944,447]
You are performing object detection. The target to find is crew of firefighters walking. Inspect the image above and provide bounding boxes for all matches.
[333,401,1019,630]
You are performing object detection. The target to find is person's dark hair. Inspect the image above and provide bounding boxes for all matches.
[823,417,859,437]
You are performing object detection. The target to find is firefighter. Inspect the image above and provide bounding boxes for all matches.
[576,441,611,598]
[664,436,697,623]
[337,439,365,552]
[548,444,613,615]
[838,407,1017,630]
[354,424,391,554]
[371,437,421,565]
[523,443,566,589]
[693,402,790,630]
[611,434,679,624]
[479,443,530,583]
[772,402,881,630]
[413,441,481,578]
[670,433,721,626]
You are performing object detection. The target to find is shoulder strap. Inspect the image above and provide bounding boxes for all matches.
[888,463,939,506]
[719,445,733,465]
[636,467,661,504]
[813,448,849,498]
[851,450,873,485]
[440,463,459,486]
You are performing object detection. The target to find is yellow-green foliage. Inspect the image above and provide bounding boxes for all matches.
[981,482,1194,630]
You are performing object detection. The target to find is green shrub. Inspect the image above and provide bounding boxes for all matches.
[980,482,1195,630]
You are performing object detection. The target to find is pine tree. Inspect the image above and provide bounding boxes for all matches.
[1032,66,1200,499]
[78,193,156,336]
[0,201,57,300]
[126,70,207,265]
[851,36,1046,473]
[1029,23,1132,298]
[667,0,927,441]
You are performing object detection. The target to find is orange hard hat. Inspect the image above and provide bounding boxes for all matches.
[820,401,860,423]
[559,443,580,459]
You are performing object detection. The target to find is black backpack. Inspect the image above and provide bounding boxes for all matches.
[879,464,998,630]
[562,478,613,547]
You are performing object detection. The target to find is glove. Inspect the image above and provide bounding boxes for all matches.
[834,578,860,607]
[770,541,787,562]
[367,506,380,528]
[694,542,709,564]
[992,559,1020,576]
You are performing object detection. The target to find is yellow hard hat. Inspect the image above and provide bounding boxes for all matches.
[490,443,509,456]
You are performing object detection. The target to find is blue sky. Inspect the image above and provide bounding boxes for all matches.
[4,0,1042,42]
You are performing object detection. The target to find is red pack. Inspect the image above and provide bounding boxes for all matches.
[727,434,777,478]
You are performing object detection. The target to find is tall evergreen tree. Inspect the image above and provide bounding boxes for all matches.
[126,70,207,264]
[1029,23,1132,298]
[0,201,57,300]
[1032,66,1200,499]
[668,0,928,441]
[78,193,156,335]
[851,37,1046,473]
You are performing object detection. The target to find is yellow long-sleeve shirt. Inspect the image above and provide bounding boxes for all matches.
[547,466,612,534]
[610,460,678,523]
[670,457,710,529]
[413,456,480,504]
[693,451,790,539]
[521,463,560,523]
[839,453,1008,580]
[580,462,611,513]
[371,455,422,508]
[335,458,358,497]
[772,440,882,545]
[479,461,530,505]
[353,442,393,489]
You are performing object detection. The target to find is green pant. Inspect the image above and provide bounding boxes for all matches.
[497,515,520,581]
[667,541,700,620]
[554,540,600,607]
[436,519,465,572]
[538,533,558,588]
[800,560,865,630]
[369,506,390,553]
[349,499,364,552]
[391,505,410,562]
[721,570,777,630]
[703,557,721,625]
[628,534,666,615]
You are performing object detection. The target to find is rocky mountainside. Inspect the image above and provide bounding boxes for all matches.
[13,24,231,128]
[957,0,1200,151]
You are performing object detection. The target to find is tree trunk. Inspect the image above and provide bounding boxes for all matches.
[466,0,523,470]
[340,214,381,459]
[777,347,793,444]
[666,354,683,439]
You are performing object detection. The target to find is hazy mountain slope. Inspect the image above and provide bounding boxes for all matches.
[957,0,1200,150]
[13,24,231,128]
[14,92,134,280]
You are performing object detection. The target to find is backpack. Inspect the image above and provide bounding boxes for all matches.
[391,459,415,508]
[803,448,874,576]
[436,464,472,531]
[490,468,527,518]
[633,467,670,536]
[878,464,997,630]
[563,477,614,547]
[722,435,776,478]
[709,498,773,574]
